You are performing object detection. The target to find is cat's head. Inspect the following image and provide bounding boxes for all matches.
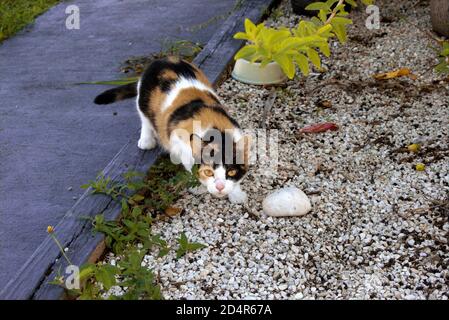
[193,130,250,198]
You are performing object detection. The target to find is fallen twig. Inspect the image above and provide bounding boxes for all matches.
[259,88,277,129]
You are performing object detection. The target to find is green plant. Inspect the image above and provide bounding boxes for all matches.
[47,226,73,265]
[233,0,374,79]
[159,39,203,60]
[234,18,332,78]
[435,41,449,74]
[0,0,59,42]
[176,232,207,259]
[270,7,285,22]
[51,157,205,300]
[77,77,139,86]
[60,250,164,300]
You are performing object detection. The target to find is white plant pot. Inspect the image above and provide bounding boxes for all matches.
[231,59,288,85]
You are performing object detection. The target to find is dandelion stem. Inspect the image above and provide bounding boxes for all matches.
[50,234,73,265]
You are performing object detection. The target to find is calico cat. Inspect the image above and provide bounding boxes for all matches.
[94,57,250,203]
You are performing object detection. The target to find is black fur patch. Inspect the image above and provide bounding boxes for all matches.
[159,79,173,92]
[208,106,240,128]
[138,58,198,123]
[168,99,239,129]
[94,82,137,105]
[168,99,206,127]
[94,90,116,105]
[198,130,248,182]
[225,164,247,181]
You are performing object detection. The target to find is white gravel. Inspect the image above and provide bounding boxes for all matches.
[105,0,449,299]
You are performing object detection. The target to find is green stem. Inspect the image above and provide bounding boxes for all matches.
[325,0,346,25]
[50,234,73,265]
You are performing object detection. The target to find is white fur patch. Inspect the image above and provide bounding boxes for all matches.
[232,129,243,143]
[214,166,226,180]
[135,78,141,111]
[169,134,195,172]
[201,165,236,198]
[137,111,157,150]
[136,79,157,150]
[228,184,247,204]
[161,77,218,112]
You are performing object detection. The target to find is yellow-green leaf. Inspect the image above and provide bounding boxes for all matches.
[244,18,256,34]
[332,17,353,25]
[306,2,330,11]
[250,54,263,63]
[346,0,357,7]
[79,264,96,281]
[332,23,348,43]
[234,32,250,40]
[440,42,449,56]
[316,24,333,37]
[318,9,328,22]
[267,29,291,46]
[273,54,295,79]
[131,194,144,202]
[311,16,323,26]
[260,57,272,68]
[361,0,375,5]
[235,45,257,61]
[317,42,331,57]
[307,48,321,69]
[294,53,310,76]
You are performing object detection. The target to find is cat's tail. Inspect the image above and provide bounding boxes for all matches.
[94,82,138,105]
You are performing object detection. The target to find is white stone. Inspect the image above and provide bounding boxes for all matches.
[263,187,312,217]
[278,283,288,291]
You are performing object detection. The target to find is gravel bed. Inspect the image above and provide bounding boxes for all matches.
[106,0,448,299]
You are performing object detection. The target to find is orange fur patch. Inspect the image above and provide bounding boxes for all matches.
[139,58,238,150]
[160,69,178,81]
[198,165,214,182]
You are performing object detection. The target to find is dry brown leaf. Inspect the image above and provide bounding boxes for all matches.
[316,100,333,109]
[299,122,339,133]
[373,68,418,80]
[164,206,182,217]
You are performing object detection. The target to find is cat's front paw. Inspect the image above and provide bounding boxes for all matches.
[229,189,247,204]
[137,136,156,150]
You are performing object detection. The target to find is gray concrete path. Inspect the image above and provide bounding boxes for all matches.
[0,0,235,287]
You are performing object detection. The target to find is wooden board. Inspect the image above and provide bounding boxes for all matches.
[0,0,278,300]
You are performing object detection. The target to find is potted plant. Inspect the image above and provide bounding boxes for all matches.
[232,18,332,84]
[232,0,373,85]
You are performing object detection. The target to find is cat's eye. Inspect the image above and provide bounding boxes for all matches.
[203,169,214,177]
[227,169,237,177]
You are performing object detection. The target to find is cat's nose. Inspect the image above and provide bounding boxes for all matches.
[215,181,225,192]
